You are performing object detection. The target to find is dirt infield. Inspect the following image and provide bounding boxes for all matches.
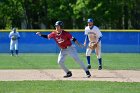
[0,69,140,82]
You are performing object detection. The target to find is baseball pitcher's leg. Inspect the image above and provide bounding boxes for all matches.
[69,46,91,77]
[15,42,18,56]
[10,50,14,56]
[98,58,102,70]
[58,50,72,77]
[86,48,92,69]
[15,50,18,56]
[10,41,14,56]
[95,42,102,70]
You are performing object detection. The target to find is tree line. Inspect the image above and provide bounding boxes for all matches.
[0,0,139,29]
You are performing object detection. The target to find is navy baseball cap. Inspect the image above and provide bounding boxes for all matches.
[87,18,94,22]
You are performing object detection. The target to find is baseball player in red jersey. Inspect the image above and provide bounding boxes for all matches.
[36,21,91,78]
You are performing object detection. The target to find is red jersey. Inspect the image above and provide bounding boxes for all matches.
[48,30,72,49]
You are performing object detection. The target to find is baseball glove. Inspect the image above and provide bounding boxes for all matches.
[11,36,17,40]
[88,42,97,50]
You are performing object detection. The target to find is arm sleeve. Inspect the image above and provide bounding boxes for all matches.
[97,37,102,42]
[85,35,88,41]
[47,32,56,39]
[71,37,77,42]
[9,32,12,38]
[17,32,20,37]
[96,27,102,38]
[85,27,88,35]
[17,32,20,39]
[66,32,72,40]
[41,35,48,39]
[96,28,102,42]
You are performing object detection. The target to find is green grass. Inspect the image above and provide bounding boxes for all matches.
[0,81,140,93]
[0,53,140,93]
[0,53,140,70]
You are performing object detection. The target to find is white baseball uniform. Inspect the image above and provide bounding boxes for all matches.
[85,26,102,58]
[9,31,20,50]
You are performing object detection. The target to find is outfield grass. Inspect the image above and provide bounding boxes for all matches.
[0,53,139,70]
[0,81,140,93]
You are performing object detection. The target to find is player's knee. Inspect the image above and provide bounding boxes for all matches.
[86,48,92,56]
[73,57,81,63]
[57,60,63,65]
[96,55,101,59]
[10,48,14,50]
[86,53,90,56]
[57,60,60,64]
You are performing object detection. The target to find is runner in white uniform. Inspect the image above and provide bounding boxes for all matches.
[84,18,103,70]
[9,28,20,56]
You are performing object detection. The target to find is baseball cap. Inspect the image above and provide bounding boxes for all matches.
[87,18,94,22]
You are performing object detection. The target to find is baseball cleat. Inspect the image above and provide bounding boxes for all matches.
[86,71,91,78]
[63,71,72,78]
[87,65,91,69]
[98,66,102,70]
[11,54,14,56]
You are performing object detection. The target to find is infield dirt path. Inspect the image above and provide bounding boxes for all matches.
[0,69,140,82]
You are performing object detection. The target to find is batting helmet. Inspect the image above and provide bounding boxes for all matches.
[87,18,94,22]
[55,21,64,27]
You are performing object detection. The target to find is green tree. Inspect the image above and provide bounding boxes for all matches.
[47,0,76,29]
[0,0,24,29]
[0,0,139,29]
